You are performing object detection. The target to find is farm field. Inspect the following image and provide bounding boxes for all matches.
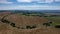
[0,11,60,34]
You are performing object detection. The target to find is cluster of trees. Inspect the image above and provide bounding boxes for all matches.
[1,18,16,27]
[0,15,16,28]
[43,21,52,27]
[43,21,60,29]
[1,17,37,29]
[0,14,37,29]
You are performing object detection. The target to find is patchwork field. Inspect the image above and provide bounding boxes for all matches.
[0,11,60,34]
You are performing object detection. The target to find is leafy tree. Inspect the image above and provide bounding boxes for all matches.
[43,23,50,26]
[43,23,50,29]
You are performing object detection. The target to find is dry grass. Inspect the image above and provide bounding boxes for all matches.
[5,14,49,26]
[0,12,60,34]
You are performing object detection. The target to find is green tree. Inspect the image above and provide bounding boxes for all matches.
[43,23,50,29]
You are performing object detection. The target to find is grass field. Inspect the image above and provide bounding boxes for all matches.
[0,11,60,34]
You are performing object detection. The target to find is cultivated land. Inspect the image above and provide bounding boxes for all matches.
[0,10,60,34]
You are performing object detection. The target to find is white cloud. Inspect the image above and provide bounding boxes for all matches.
[17,0,32,2]
[45,0,53,3]
[0,5,60,10]
[13,5,60,10]
[0,0,13,4]
[0,2,13,4]
[37,0,53,3]
[17,0,54,3]
[55,0,60,2]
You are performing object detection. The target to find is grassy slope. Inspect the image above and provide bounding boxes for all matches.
[45,17,60,26]
[0,12,60,34]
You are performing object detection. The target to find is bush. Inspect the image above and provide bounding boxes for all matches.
[43,23,50,26]
[26,26,31,29]
[26,25,36,29]
[55,25,60,28]
[49,21,52,24]
[1,19,10,24]
[10,23,16,27]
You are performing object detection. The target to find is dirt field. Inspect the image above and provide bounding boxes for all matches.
[5,14,49,25]
[0,12,60,34]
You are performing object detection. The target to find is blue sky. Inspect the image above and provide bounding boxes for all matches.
[0,0,60,10]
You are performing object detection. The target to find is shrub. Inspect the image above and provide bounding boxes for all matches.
[43,23,50,26]
[31,25,36,28]
[49,21,52,24]
[1,19,10,24]
[55,25,60,28]
[26,26,31,29]
[26,25,36,29]
[10,23,16,27]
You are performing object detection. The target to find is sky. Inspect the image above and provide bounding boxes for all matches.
[0,0,60,10]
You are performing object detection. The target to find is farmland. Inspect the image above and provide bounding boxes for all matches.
[0,10,60,34]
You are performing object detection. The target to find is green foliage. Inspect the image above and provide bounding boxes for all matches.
[43,23,50,26]
[22,12,27,15]
[45,17,60,25]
